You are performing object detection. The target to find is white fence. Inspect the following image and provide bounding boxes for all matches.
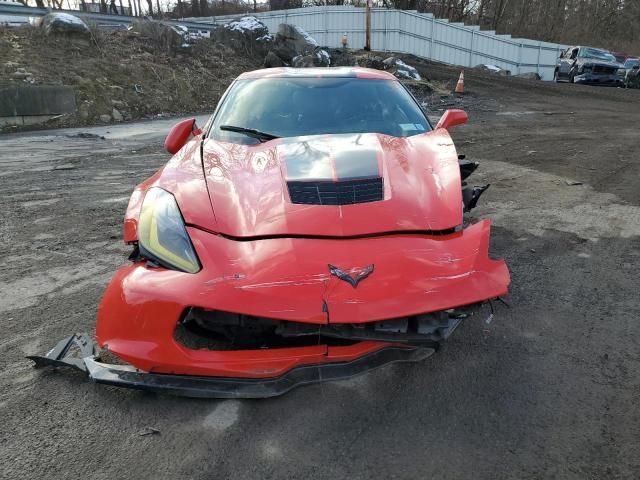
[194,6,567,81]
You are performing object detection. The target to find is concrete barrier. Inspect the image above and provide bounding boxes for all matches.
[0,85,76,127]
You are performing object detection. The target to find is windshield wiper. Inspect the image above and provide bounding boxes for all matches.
[219,125,279,142]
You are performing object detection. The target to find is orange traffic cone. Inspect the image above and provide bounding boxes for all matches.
[455,70,465,94]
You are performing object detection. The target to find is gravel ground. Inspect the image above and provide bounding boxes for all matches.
[0,69,639,480]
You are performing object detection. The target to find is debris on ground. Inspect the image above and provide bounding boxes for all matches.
[382,57,422,80]
[515,72,542,80]
[41,12,90,37]
[475,64,511,76]
[138,427,160,436]
[565,180,584,186]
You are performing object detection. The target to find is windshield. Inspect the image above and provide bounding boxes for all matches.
[210,77,431,144]
[624,59,640,68]
[579,48,617,62]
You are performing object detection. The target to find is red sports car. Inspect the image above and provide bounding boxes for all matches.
[31,67,510,398]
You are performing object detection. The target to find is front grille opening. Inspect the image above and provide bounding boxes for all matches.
[174,305,483,351]
[287,178,384,205]
[174,309,355,351]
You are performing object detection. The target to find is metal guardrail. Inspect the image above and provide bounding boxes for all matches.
[0,3,217,31]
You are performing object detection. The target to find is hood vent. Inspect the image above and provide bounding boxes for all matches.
[287,178,384,205]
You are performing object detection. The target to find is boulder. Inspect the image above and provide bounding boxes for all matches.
[328,48,357,67]
[358,55,385,70]
[382,57,421,80]
[515,72,541,80]
[264,51,284,68]
[475,64,511,76]
[291,49,331,68]
[213,16,271,56]
[264,23,333,68]
[42,13,90,37]
[130,20,186,54]
[274,24,318,60]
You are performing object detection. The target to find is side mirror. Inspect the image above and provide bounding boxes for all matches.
[435,109,468,130]
[164,118,200,154]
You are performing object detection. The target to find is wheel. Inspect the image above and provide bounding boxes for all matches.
[553,69,559,82]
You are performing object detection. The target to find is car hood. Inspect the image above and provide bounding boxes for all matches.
[578,58,622,68]
[201,131,463,238]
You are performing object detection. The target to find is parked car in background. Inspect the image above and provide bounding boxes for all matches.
[612,52,630,64]
[555,46,625,86]
[622,57,640,74]
[624,59,640,88]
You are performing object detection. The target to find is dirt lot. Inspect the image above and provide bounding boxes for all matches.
[1,64,639,480]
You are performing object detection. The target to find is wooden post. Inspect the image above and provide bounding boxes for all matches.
[365,0,372,51]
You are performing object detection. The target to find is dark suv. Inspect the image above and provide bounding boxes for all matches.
[554,46,625,86]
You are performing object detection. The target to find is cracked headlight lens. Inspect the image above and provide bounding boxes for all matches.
[138,187,200,273]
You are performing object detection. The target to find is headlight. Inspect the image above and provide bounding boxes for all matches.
[617,68,626,76]
[138,187,201,273]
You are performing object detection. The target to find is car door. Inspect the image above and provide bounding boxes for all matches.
[562,47,579,80]
[557,48,572,80]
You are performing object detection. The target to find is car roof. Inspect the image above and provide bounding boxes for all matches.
[237,67,398,81]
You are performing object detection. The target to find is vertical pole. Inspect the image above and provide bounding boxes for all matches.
[364,0,371,51]
[469,29,474,67]
[429,15,434,59]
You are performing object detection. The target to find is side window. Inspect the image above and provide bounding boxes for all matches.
[570,48,578,60]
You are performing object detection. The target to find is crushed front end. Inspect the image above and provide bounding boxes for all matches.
[30,219,509,398]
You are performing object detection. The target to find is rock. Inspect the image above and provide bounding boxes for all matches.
[275,24,318,58]
[213,16,270,56]
[475,64,511,76]
[41,12,90,37]
[515,72,542,80]
[264,50,284,68]
[327,48,357,67]
[130,20,185,54]
[382,57,421,80]
[109,85,124,91]
[99,114,111,123]
[112,108,123,122]
[12,71,32,79]
[358,55,385,70]
[78,104,89,120]
[111,99,126,108]
[291,49,331,68]
[266,23,331,67]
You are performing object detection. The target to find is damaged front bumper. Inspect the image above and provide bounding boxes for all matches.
[574,72,624,85]
[28,334,435,398]
[29,219,509,397]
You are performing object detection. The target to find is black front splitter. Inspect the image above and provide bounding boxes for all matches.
[28,334,436,399]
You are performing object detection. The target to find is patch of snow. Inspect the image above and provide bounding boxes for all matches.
[52,13,86,27]
[225,16,265,33]
[256,34,273,42]
[293,24,318,47]
[318,49,331,65]
[482,64,503,72]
